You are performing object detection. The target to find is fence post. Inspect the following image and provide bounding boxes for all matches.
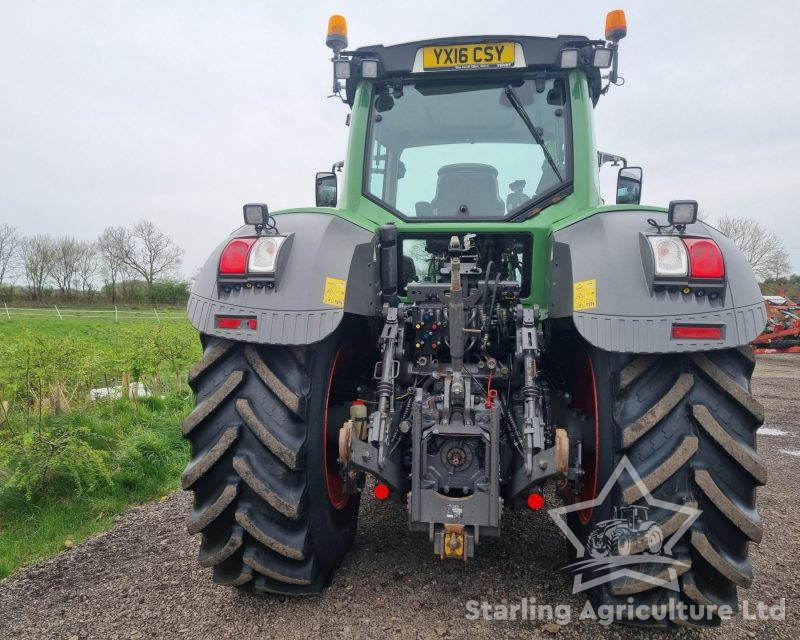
[55,305,63,320]
[153,307,160,323]
[115,305,118,323]
[3,302,9,319]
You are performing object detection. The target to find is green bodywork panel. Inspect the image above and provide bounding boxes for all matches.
[271,71,666,316]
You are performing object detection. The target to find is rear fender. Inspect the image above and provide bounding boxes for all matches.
[187,213,379,345]
[547,210,766,353]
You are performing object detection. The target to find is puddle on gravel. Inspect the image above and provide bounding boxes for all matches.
[759,427,792,436]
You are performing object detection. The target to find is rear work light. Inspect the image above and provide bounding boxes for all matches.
[683,238,724,278]
[671,325,723,340]
[592,47,613,68]
[219,238,256,274]
[559,48,580,69]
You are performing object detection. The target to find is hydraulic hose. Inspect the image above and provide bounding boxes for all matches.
[500,391,525,455]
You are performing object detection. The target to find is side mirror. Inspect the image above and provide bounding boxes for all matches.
[315,172,338,207]
[616,166,642,205]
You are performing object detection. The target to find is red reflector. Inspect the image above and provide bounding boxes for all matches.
[216,317,241,329]
[219,238,256,274]
[246,318,257,330]
[527,493,544,510]
[683,238,724,278]
[373,483,390,500]
[671,325,723,340]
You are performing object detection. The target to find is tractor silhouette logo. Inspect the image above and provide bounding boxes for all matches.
[587,505,664,558]
[548,456,702,594]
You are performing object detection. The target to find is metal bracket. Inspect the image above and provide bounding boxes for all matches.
[370,305,403,468]
[515,305,544,474]
[348,438,406,494]
[410,397,501,556]
[505,444,561,500]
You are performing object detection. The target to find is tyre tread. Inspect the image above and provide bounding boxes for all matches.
[182,335,358,595]
[576,346,764,626]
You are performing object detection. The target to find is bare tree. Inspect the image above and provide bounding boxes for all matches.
[76,241,98,295]
[763,246,792,281]
[50,236,83,296]
[716,215,792,280]
[97,226,131,303]
[122,220,184,285]
[0,223,20,285]
[21,235,55,300]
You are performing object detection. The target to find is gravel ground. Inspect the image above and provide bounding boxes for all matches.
[1,354,798,640]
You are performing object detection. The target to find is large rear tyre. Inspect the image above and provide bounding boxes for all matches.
[181,330,361,594]
[565,345,766,627]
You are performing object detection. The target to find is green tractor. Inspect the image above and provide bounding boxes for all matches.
[181,11,767,627]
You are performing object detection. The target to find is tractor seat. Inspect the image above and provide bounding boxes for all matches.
[430,163,505,217]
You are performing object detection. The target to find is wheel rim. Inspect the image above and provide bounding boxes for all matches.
[571,349,599,525]
[323,344,351,510]
[648,527,663,553]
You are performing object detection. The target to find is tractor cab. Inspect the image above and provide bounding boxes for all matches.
[318,13,640,220]
[614,504,650,528]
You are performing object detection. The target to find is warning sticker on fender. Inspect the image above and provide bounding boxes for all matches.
[573,279,597,311]
[323,277,347,308]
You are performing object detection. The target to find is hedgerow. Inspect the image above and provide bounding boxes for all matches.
[0,316,199,575]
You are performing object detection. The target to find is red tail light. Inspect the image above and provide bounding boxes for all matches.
[216,316,257,330]
[527,493,544,510]
[682,238,724,279]
[373,483,390,500]
[216,317,242,329]
[219,238,256,274]
[671,325,723,340]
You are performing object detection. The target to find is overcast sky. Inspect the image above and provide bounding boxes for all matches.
[1,1,798,277]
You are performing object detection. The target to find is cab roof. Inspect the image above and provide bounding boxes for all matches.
[345,34,603,106]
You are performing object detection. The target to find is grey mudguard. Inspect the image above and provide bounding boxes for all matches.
[187,212,379,345]
[547,210,767,353]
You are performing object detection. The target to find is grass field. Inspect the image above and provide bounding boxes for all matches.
[0,306,188,338]
[0,311,200,405]
[0,312,200,578]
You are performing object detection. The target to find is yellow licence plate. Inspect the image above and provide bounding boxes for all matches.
[422,42,515,70]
